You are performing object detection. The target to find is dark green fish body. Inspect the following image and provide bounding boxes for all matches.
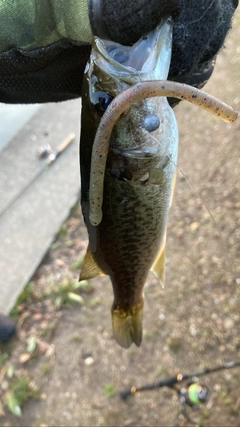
[80,19,178,348]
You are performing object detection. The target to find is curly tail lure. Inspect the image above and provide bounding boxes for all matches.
[89,80,238,226]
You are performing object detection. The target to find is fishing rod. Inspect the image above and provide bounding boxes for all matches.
[119,360,240,400]
[120,361,240,425]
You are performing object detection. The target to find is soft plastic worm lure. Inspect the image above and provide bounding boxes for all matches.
[89,80,238,226]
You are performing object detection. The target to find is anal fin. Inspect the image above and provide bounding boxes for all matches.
[111,301,143,349]
[79,246,105,281]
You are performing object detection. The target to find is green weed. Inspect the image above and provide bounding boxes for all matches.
[42,363,51,375]
[70,256,84,271]
[0,352,9,368]
[104,383,117,398]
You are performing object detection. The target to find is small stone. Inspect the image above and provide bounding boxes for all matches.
[223,318,234,330]
[1,380,9,391]
[62,411,71,419]
[55,259,65,267]
[84,357,94,366]
[190,222,199,232]
[189,324,197,337]
[224,373,232,381]
[213,384,221,391]
[40,393,47,400]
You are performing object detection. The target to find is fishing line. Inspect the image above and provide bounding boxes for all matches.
[149,132,234,276]
[182,0,215,40]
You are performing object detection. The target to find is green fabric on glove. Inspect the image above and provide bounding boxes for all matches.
[0,0,93,53]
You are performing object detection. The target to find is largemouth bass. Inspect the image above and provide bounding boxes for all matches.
[79,19,238,348]
[80,19,177,348]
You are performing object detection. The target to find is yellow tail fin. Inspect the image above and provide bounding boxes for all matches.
[111,301,143,349]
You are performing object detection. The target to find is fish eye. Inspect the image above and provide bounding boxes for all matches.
[92,91,113,115]
[142,114,160,132]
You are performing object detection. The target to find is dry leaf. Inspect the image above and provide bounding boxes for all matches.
[36,338,52,354]
[0,400,5,417]
[45,344,55,358]
[40,393,47,400]
[19,353,31,364]
[190,222,200,232]
[33,312,43,320]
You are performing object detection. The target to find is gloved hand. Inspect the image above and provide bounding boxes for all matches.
[91,0,238,86]
[0,0,238,104]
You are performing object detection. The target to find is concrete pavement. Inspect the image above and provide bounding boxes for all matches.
[0,99,82,314]
[0,103,40,151]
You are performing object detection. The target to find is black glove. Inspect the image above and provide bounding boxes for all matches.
[92,0,238,85]
[0,0,238,104]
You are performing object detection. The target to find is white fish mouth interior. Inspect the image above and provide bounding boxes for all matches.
[106,30,164,71]
[96,17,173,82]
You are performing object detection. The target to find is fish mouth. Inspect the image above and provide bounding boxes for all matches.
[91,17,173,88]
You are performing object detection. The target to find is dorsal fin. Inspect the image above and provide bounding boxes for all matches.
[79,246,105,281]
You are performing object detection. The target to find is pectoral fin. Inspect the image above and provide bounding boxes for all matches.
[79,246,105,281]
[151,237,166,288]
[148,168,165,185]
